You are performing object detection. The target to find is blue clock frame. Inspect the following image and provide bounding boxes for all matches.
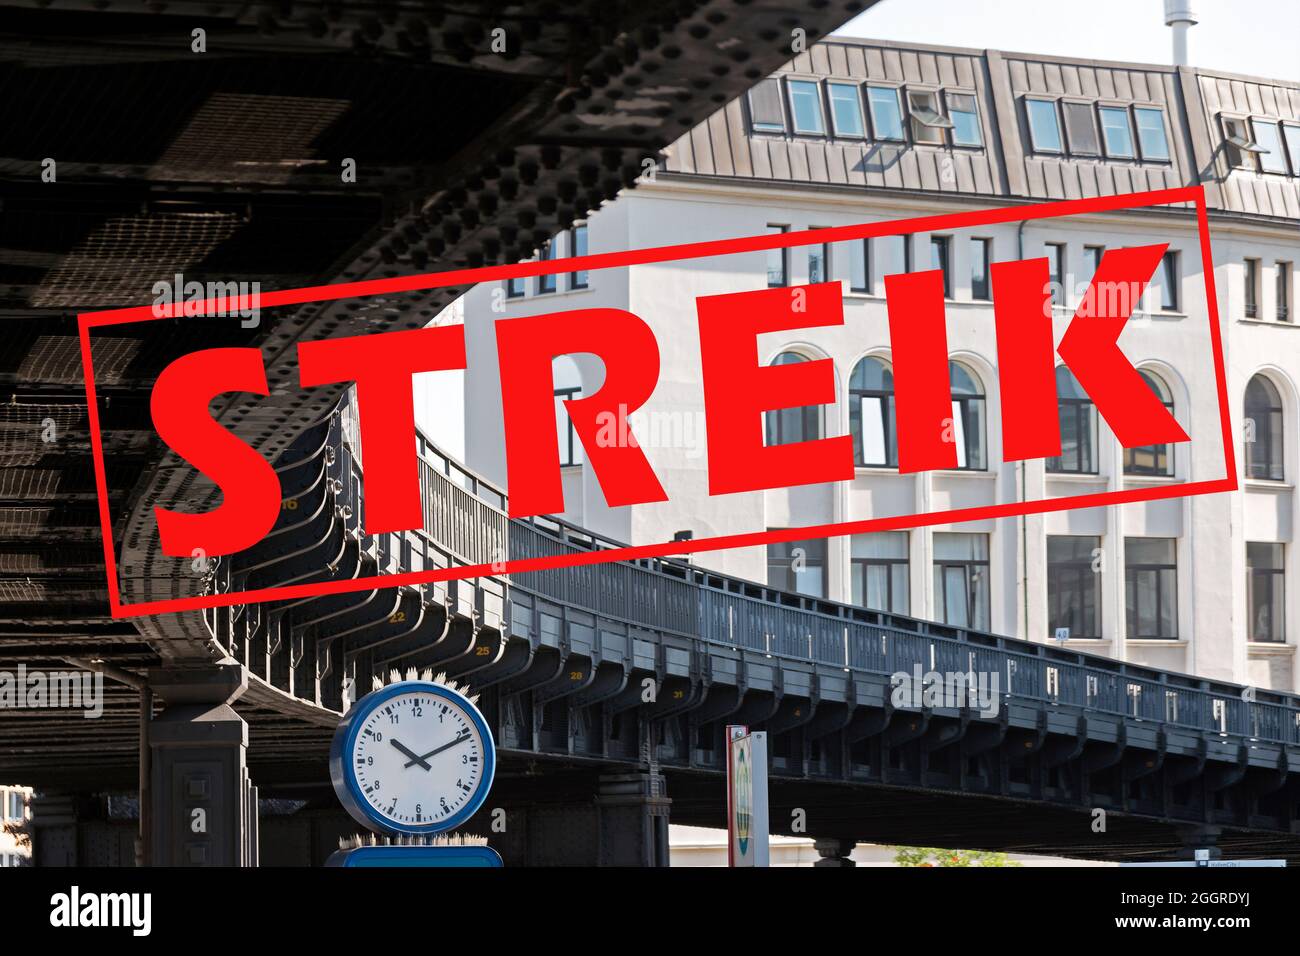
[329,680,496,835]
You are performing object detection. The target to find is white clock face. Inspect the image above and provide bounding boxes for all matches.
[350,690,487,828]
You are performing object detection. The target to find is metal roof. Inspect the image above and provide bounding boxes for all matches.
[663,36,1300,221]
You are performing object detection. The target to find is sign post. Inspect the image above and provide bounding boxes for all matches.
[726,724,769,867]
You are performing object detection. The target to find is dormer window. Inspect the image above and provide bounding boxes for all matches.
[1062,101,1099,155]
[908,90,952,145]
[1025,98,1062,153]
[1098,106,1135,159]
[1134,107,1170,161]
[787,80,826,135]
[827,82,866,137]
[748,78,786,133]
[867,86,905,141]
[1284,124,1300,175]
[1253,120,1288,174]
[1222,115,1263,169]
[945,93,982,146]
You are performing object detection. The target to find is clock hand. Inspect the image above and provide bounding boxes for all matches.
[389,737,433,771]
[402,730,471,768]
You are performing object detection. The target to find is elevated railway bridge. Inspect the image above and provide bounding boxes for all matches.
[4,0,1300,867]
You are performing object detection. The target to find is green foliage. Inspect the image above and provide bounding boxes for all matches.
[891,845,1020,867]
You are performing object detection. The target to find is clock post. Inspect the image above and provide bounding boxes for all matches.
[326,669,501,867]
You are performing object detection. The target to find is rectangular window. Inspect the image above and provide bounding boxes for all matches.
[808,236,830,284]
[879,234,910,276]
[1247,542,1285,642]
[1222,116,1257,169]
[851,532,909,614]
[946,92,982,146]
[867,86,905,141]
[1283,124,1300,175]
[1124,372,1175,476]
[748,78,785,132]
[1098,106,1135,158]
[1254,120,1288,174]
[1048,535,1102,639]
[846,239,869,293]
[1278,261,1292,323]
[8,791,20,821]
[1160,250,1179,312]
[933,532,990,631]
[1125,538,1178,639]
[827,82,865,137]
[908,89,948,145]
[787,80,825,135]
[1062,101,1099,155]
[536,240,556,294]
[1245,258,1260,319]
[767,225,788,287]
[568,224,588,290]
[767,536,827,599]
[1046,242,1065,308]
[1134,107,1170,161]
[1084,244,1105,279]
[1048,375,1098,474]
[930,235,951,298]
[506,276,526,298]
[970,237,991,301]
[1026,98,1062,153]
[554,379,582,466]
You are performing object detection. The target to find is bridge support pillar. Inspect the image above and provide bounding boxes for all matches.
[147,661,258,866]
[596,771,672,867]
[813,837,858,867]
[28,792,82,866]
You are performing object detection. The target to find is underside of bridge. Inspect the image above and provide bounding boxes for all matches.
[6,1,1300,869]
[2,0,901,866]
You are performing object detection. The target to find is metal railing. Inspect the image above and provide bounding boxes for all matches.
[328,410,1300,746]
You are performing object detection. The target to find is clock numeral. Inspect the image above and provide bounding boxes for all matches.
[388,713,399,725]
[411,705,423,717]
[373,779,381,791]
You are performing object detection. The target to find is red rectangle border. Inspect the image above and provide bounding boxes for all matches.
[81,186,1235,619]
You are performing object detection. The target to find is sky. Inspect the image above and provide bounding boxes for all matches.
[836,0,1300,82]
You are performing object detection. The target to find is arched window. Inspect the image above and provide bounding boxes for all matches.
[553,355,583,466]
[765,352,822,446]
[1047,367,1097,474]
[850,356,896,467]
[1244,374,1284,481]
[949,362,986,470]
[1124,370,1175,476]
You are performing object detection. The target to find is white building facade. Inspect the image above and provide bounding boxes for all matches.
[463,38,1300,695]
